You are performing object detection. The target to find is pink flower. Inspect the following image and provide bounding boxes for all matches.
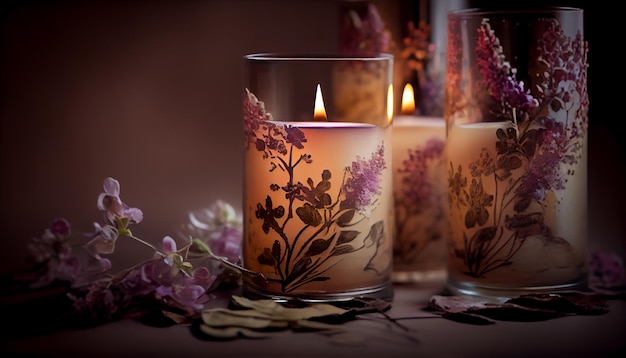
[97,177,143,225]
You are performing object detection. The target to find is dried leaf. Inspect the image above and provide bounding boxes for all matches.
[428,294,507,313]
[230,295,348,320]
[197,296,391,341]
[199,324,273,339]
[427,292,610,325]
[466,303,569,321]
[202,309,286,329]
[505,292,610,315]
[230,295,284,314]
[161,310,193,325]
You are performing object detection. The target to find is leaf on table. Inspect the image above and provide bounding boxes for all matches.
[230,295,348,320]
[230,295,285,314]
[161,310,194,325]
[199,324,276,339]
[202,309,288,329]
[506,292,610,315]
[427,292,609,325]
[427,294,508,313]
[464,303,570,322]
[198,295,356,339]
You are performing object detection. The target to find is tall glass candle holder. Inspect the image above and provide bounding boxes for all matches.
[391,83,447,283]
[444,8,589,297]
[242,53,394,302]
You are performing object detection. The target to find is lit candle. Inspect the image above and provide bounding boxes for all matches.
[391,83,447,282]
[243,84,393,298]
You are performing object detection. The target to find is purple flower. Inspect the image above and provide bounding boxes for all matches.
[476,20,538,119]
[209,226,242,264]
[536,20,589,133]
[97,177,143,225]
[141,237,217,311]
[116,268,156,297]
[398,138,444,214]
[141,236,183,286]
[516,121,567,204]
[589,251,626,294]
[68,280,130,321]
[51,218,71,237]
[341,144,386,214]
[28,218,81,287]
[181,200,243,265]
[155,267,215,311]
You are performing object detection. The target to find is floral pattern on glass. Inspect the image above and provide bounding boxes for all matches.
[393,137,446,264]
[446,17,588,278]
[243,89,389,293]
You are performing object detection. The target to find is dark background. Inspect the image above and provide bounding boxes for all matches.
[1,0,622,275]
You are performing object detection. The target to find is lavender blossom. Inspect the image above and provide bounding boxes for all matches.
[397,138,444,214]
[476,20,538,119]
[341,144,386,214]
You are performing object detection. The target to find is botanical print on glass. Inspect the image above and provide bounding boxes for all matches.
[242,89,392,297]
[445,13,588,288]
[392,133,447,274]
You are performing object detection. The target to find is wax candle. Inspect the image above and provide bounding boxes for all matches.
[244,120,393,295]
[391,83,447,283]
[446,120,587,287]
[242,55,395,302]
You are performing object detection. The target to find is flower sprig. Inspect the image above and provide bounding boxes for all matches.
[26,177,248,322]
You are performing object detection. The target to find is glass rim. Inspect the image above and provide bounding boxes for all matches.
[244,53,394,61]
[448,6,583,18]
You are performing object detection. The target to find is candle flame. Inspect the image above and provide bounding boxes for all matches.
[387,84,394,122]
[401,83,416,115]
[314,84,327,121]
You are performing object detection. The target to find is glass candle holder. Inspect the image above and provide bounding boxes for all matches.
[242,53,395,302]
[444,8,589,297]
[391,83,448,283]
